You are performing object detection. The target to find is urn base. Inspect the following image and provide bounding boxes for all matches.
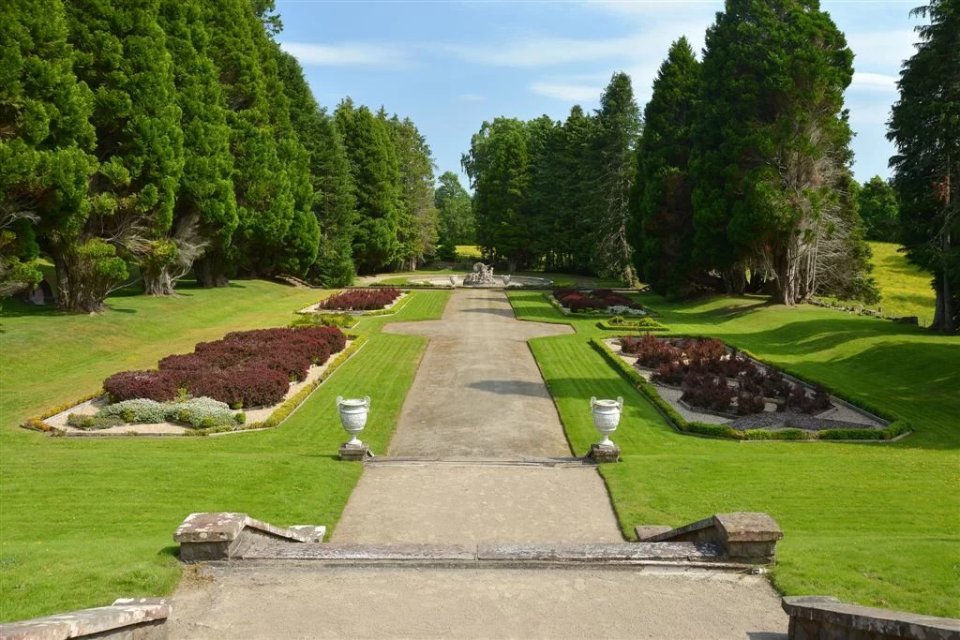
[588,442,621,464]
[339,442,373,461]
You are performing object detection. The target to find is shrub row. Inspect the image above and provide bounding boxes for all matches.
[317,288,401,311]
[103,326,346,408]
[591,337,909,442]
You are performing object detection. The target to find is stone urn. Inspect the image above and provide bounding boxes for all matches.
[590,396,623,447]
[502,275,511,286]
[337,396,370,446]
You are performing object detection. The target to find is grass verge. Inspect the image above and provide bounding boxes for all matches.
[510,289,960,618]
[0,282,450,621]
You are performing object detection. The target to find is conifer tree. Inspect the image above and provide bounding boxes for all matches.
[386,115,438,270]
[275,51,356,286]
[155,0,237,294]
[857,177,900,243]
[889,0,959,333]
[335,100,403,273]
[592,72,641,284]
[434,171,474,260]
[691,0,868,305]
[0,0,97,303]
[64,0,184,307]
[631,38,700,295]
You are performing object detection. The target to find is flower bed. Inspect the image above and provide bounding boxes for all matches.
[103,326,346,409]
[317,288,402,311]
[619,335,832,416]
[597,316,668,331]
[552,288,647,315]
[593,336,908,441]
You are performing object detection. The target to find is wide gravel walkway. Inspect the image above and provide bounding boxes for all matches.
[169,288,788,638]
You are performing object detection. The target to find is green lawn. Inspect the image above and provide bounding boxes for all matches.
[509,290,960,618]
[0,282,450,621]
[820,241,936,326]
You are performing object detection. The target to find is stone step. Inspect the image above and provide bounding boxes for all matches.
[231,540,752,571]
[364,456,595,468]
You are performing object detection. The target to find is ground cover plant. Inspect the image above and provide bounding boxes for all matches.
[102,326,346,408]
[0,282,450,622]
[316,288,402,311]
[507,289,960,618]
[68,398,244,430]
[598,316,667,331]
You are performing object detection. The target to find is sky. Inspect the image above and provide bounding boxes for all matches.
[276,0,923,189]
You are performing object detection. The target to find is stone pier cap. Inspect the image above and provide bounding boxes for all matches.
[0,598,169,640]
[174,512,325,562]
[635,512,783,564]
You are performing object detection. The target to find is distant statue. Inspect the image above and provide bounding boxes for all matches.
[502,275,511,286]
[449,276,458,287]
[463,262,496,286]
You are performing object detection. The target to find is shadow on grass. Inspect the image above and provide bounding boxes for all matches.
[719,317,932,356]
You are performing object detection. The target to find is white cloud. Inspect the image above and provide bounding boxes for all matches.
[530,82,604,102]
[280,41,412,68]
[850,71,898,92]
[847,30,916,71]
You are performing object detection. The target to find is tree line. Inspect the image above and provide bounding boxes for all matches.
[1,0,456,311]
[464,0,956,332]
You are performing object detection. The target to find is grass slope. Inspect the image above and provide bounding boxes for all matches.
[510,290,960,618]
[0,283,450,621]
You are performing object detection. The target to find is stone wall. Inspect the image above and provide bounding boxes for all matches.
[782,596,960,640]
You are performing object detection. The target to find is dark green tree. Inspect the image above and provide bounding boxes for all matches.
[335,100,403,273]
[462,117,532,270]
[857,176,900,242]
[275,51,356,286]
[592,72,641,284]
[386,114,438,270]
[65,0,185,302]
[556,106,599,273]
[691,0,868,305]
[523,114,562,269]
[631,38,700,295]
[888,0,959,333]
[0,0,97,302]
[155,0,237,294]
[434,171,474,260]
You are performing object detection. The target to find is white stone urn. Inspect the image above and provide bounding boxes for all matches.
[590,396,623,447]
[337,396,370,446]
[502,275,511,286]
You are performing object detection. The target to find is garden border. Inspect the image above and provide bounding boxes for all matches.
[297,289,412,316]
[590,336,911,442]
[595,319,668,332]
[21,334,368,438]
[545,292,654,318]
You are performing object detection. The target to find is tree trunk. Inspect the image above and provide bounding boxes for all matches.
[194,253,230,288]
[723,267,746,295]
[142,269,175,296]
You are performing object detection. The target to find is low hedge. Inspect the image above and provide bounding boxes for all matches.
[590,337,910,442]
[597,318,668,331]
[317,288,401,311]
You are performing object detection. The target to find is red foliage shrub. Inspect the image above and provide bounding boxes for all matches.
[681,372,734,412]
[106,326,347,407]
[785,384,833,414]
[182,367,290,408]
[622,334,681,368]
[652,360,686,386]
[104,370,180,402]
[736,389,766,415]
[317,288,401,311]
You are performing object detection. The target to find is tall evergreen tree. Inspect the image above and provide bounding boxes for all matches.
[557,106,598,273]
[335,100,403,273]
[631,38,700,295]
[857,176,900,242]
[434,171,474,260]
[592,72,641,284]
[691,0,869,305]
[275,51,356,286]
[462,117,533,270]
[197,0,292,284]
[524,114,562,268]
[888,0,959,333]
[64,0,185,307]
[386,115,438,270]
[0,0,97,302]
[155,0,237,295]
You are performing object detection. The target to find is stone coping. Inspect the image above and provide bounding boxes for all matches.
[0,598,169,640]
[782,596,960,640]
[643,512,783,545]
[174,512,325,545]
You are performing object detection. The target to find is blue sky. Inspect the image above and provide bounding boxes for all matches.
[276,0,922,188]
